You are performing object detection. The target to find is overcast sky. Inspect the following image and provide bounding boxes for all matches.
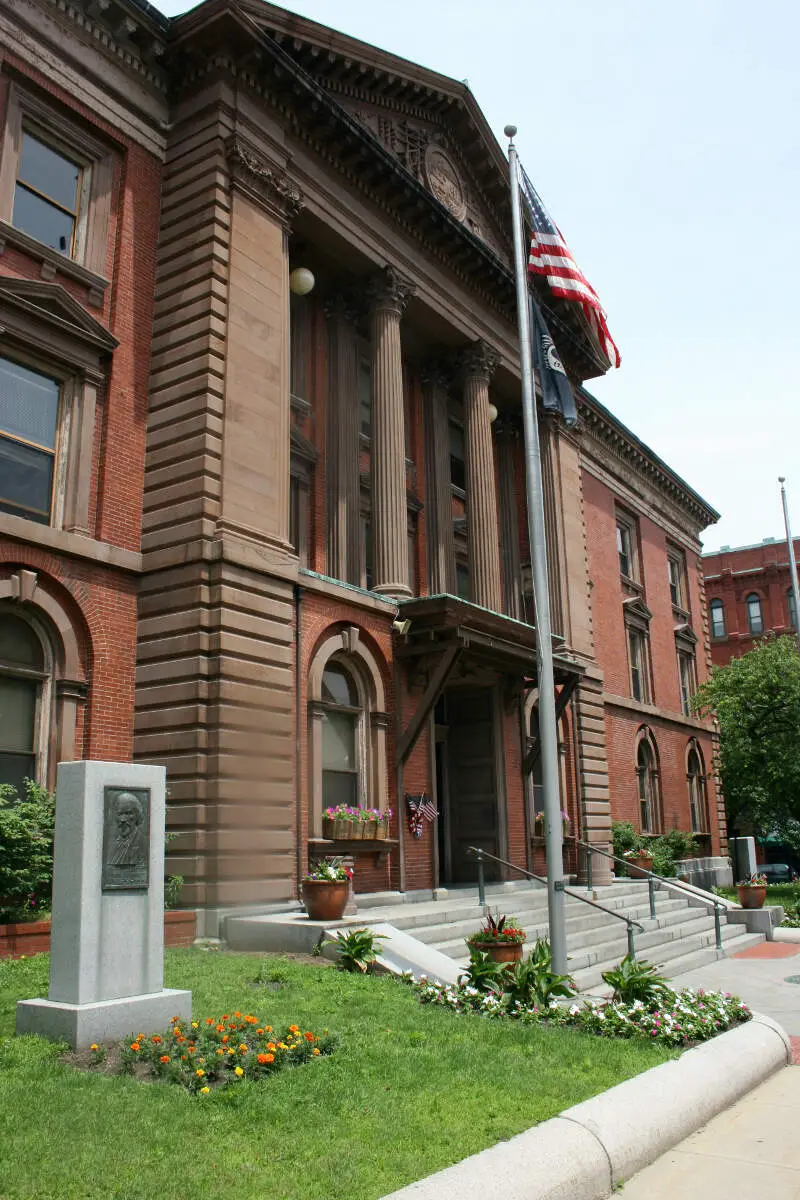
[158,0,799,551]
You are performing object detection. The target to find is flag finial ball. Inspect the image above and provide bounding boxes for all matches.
[504,124,518,139]
[779,476,786,484]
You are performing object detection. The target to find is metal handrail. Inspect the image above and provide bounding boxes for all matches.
[575,838,725,952]
[467,845,644,960]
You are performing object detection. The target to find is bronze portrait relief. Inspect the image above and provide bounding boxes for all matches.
[101,787,150,891]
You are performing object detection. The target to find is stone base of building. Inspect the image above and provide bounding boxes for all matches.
[675,856,732,890]
[16,988,192,1050]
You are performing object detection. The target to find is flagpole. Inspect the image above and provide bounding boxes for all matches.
[505,126,567,975]
[779,477,800,658]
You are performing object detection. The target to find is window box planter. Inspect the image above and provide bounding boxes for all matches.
[322,816,354,840]
[0,910,197,958]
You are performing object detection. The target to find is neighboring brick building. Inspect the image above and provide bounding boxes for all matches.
[0,2,166,792]
[0,0,726,936]
[702,537,800,666]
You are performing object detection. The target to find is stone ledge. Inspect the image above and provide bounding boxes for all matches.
[0,513,142,574]
[382,1013,791,1200]
[16,988,192,1050]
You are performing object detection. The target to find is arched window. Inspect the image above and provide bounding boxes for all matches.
[746,593,763,635]
[636,730,661,833]
[686,741,709,833]
[787,588,797,630]
[709,598,726,639]
[320,661,363,809]
[0,612,49,793]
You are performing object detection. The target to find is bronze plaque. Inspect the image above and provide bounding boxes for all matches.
[101,787,150,892]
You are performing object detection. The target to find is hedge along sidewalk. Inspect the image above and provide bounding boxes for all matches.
[382,1012,791,1200]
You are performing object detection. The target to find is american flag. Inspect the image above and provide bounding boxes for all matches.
[520,167,620,369]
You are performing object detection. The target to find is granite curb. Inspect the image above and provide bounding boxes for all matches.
[381,1012,791,1200]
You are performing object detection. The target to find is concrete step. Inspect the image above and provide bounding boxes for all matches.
[569,924,759,992]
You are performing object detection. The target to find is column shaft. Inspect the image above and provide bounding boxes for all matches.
[422,366,456,595]
[325,296,360,584]
[462,342,501,611]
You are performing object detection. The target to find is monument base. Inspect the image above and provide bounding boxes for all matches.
[16,987,192,1049]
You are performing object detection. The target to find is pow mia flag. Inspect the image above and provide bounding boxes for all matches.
[530,297,578,427]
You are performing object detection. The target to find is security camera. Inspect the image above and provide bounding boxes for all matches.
[392,618,412,635]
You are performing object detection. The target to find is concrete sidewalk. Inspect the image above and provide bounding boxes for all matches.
[668,935,800,1035]
[619,1066,800,1198]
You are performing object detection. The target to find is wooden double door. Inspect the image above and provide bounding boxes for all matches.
[435,687,501,884]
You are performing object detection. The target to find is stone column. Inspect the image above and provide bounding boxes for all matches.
[368,266,415,598]
[461,341,502,612]
[422,362,456,595]
[496,418,522,619]
[325,294,360,584]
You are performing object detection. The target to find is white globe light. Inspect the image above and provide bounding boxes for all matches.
[487,402,498,423]
[289,267,315,296]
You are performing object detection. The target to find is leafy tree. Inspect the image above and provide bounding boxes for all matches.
[694,636,800,847]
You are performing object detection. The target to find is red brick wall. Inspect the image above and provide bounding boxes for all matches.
[703,539,800,666]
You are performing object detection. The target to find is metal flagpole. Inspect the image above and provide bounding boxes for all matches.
[505,126,567,974]
[779,477,800,658]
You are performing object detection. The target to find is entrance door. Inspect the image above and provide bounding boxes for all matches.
[441,687,499,883]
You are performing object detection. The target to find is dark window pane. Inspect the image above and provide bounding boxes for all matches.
[322,709,356,770]
[746,594,763,634]
[0,615,44,670]
[359,361,372,436]
[321,665,357,708]
[0,357,60,449]
[456,562,470,601]
[0,751,36,796]
[12,184,75,254]
[364,520,373,590]
[710,600,725,638]
[322,769,358,809]
[449,423,465,490]
[0,675,37,753]
[18,133,80,212]
[0,436,54,522]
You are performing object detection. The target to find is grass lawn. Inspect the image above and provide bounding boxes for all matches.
[0,949,673,1200]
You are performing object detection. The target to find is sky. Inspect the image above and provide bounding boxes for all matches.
[157,0,800,551]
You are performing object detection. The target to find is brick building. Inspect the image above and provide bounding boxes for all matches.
[702,537,800,667]
[0,0,726,936]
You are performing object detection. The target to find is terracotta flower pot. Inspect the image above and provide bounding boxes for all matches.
[627,854,653,879]
[302,880,349,921]
[467,939,524,964]
[737,884,767,910]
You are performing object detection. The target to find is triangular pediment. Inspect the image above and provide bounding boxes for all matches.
[0,278,117,352]
[623,595,653,624]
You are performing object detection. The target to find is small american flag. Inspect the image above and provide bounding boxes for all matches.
[521,167,620,369]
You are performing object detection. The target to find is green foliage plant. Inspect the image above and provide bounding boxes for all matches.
[0,780,56,923]
[323,927,386,973]
[461,947,508,994]
[503,938,577,1008]
[601,955,671,1005]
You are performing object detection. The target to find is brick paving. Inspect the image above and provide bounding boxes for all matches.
[732,941,800,959]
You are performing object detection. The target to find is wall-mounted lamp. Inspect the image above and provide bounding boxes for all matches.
[289,267,315,296]
[487,402,498,423]
[392,618,412,636]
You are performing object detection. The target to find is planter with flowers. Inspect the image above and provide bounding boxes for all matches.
[322,805,393,842]
[467,913,527,964]
[623,847,654,879]
[737,873,768,910]
[322,805,359,840]
[533,810,571,839]
[364,808,392,841]
[302,857,353,921]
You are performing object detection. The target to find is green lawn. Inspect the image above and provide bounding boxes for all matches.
[0,950,672,1200]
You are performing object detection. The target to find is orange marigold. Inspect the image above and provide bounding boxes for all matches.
[265,1026,273,1033]
[234,1011,242,1018]
[206,1018,214,1025]
[152,1035,162,1045]
[312,1048,321,1056]
[238,1044,248,1053]
[216,1025,225,1033]
[221,1035,229,1044]
[266,1043,276,1052]
[288,1025,300,1034]
[264,1053,275,1064]
[222,1014,230,1020]
[216,1049,224,1056]
[304,1032,315,1042]
[256,1029,264,1036]
[130,1042,140,1052]
[245,1015,257,1024]
[159,1055,170,1064]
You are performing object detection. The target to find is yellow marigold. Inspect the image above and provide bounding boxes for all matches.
[195,1069,205,1077]
[278,1042,287,1050]
[312,1048,320,1056]
[238,1044,248,1053]
[234,1066,244,1077]
[191,1021,199,1029]
[227,1049,235,1056]
[200,1086,210,1095]
[90,1044,99,1051]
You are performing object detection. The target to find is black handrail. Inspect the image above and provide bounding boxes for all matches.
[575,838,725,952]
[467,845,644,960]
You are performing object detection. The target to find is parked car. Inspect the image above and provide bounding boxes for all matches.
[759,863,798,883]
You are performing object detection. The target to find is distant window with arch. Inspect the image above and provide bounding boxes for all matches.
[787,588,797,630]
[320,660,364,809]
[0,611,49,793]
[636,730,661,834]
[709,598,726,639]
[686,741,709,833]
[746,593,763,635]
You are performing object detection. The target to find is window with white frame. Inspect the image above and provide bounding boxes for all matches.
[686,741,709,833]
[320,661,364,809]
[746,592,764,635]
[616,514,638,581]
[12,131,87,258]
[678,650,696,716]
[0,611,50,793]
[0,355,61,525]
[636,732,661,833]
[667,547,688,611]
[709,598,726,639]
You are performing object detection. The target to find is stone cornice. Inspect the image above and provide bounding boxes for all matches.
[44,0,168,93]
[225,136,304,225]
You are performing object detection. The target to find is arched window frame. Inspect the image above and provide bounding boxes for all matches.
[635,726,662,834]
[746,592,764,635]
[686,739,709,834]
[709,598,726,639]
[307,627,388,838]
[0,607,52,791]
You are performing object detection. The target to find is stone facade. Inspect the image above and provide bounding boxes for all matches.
[0,0,725,936]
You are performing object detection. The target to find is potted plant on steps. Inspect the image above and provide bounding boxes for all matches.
[301,857,353,921]
[737,873,768,909]
[623,847,654,879]
[467,914,526,964]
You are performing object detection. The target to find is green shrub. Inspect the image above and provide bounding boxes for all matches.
[0,780,56,923]
[503,939,576,1008]
[612,821,641,862]
[323,927,386,973]
[601,954,671,1005]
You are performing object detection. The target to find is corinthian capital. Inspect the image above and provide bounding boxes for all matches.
[459,340,500,382]
[225,136,303,225]
[366,265,415,317]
